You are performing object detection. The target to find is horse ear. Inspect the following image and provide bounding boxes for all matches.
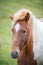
[8,14,14,20]
[25,12,30,22]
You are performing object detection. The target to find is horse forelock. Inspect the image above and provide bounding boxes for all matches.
[13,9,33,21]
[13,8,39,23]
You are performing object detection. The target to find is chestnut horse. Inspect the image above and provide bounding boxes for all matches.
[9,9,43,65]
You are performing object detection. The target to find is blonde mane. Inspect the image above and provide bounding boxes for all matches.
[13,8,35,21]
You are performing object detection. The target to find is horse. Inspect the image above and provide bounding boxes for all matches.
[9,9,43,65]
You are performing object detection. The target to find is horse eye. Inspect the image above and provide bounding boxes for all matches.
[23,30,26,33]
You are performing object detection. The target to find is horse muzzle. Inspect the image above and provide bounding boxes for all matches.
[11,47,20,59]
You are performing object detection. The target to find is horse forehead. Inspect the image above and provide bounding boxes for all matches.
[15,23,20,32]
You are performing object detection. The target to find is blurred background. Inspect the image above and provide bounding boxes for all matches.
[0,0,43,65]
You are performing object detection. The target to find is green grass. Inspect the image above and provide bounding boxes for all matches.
[0,0,43,65]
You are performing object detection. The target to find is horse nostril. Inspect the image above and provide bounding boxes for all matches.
[11,51,19,59]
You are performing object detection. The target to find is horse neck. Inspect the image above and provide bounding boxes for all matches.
[25,36,34,57]
[23,18,34,58]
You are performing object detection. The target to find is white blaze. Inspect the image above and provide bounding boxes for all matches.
[15,23,20,32]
